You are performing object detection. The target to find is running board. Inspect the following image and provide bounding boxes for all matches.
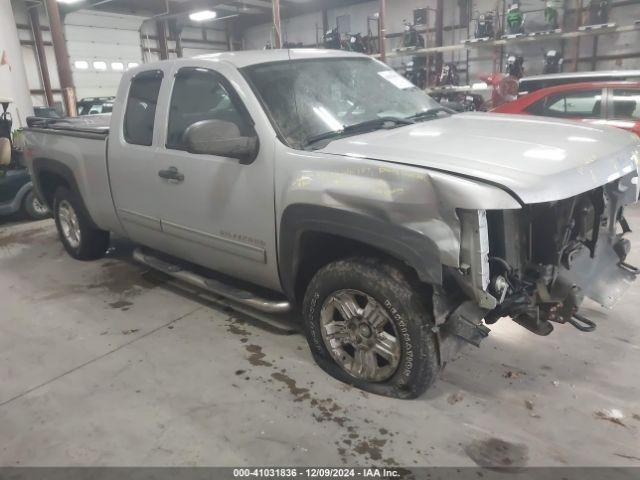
[132,248,292,314]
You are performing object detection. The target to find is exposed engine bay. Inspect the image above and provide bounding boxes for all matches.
[441,172,639,348]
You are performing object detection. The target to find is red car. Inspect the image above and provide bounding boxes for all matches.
[493,81,640,137]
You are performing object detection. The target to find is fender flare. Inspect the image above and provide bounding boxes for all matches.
[278,204,443,301]
[31,157,98,229]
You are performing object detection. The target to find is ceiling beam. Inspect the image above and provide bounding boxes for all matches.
[62,0,265,19]
[230,0,272,9]
[54,0,373,34]
[235,0,376,31]
[160,0,265,16]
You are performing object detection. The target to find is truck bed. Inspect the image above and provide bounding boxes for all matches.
[26,114,110,137]
[23,114,122,237]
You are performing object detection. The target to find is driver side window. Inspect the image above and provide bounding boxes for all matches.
[166,68,251,150]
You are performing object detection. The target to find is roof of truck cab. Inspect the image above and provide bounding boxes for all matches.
[194,49,368,68]
[126,50,371,75]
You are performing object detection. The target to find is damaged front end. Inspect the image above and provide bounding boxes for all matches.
[440,171,638,350]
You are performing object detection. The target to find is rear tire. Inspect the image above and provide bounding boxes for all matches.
[302,257,440,399]
[22,190,50,220]
[53,186,110,260]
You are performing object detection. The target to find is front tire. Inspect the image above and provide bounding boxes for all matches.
[302,257,440,399]
[22,190,50,220]
[53,186,110,260]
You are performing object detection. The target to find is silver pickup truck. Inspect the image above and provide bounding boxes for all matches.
[23,50,640,398]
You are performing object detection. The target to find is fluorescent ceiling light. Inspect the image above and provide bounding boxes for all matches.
[57,0,83,4]
[189,10,217,22]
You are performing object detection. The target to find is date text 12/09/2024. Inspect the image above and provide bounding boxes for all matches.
[233,468,401,478]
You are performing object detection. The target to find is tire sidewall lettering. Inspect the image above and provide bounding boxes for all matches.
[384,299,415,382]
[307,292,324,351]
[302,259,439,399]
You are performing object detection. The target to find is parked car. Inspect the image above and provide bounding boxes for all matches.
[23,50,640,398]
[518,70,640,95]
[77,96,115,116]
[493,81,640,137]
[33,106,62,119]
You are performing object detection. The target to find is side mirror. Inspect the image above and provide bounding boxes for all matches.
[183,119,259,165]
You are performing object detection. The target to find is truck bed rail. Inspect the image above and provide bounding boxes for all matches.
[25,114,110,138]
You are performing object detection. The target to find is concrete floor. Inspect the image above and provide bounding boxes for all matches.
[0,208,639,468]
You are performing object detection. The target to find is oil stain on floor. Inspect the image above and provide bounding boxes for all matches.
[464,437,529,469]
[0,226,49,248]
[223,316,400,465]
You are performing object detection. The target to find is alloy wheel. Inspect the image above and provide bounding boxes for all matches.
[319,289,402,382]
[57,200,81,248]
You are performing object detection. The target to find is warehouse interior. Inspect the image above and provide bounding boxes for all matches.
[1,0,640,472]
[4,0,640,118]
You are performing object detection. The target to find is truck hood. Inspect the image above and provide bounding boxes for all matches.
[320,112,639,204]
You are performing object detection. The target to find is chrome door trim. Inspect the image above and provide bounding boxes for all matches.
[118,208,162,231]
[160,220,267,263]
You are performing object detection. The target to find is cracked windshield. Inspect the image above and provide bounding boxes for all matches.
[244,57,443,148]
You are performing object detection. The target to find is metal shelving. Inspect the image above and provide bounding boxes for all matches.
[376,22,640,60]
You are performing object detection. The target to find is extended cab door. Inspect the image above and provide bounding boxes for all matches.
[150,62,280,292]
[108,68,168,250]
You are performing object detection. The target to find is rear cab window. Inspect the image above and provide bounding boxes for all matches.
[124,70,164,146]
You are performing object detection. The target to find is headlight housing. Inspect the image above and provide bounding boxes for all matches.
[631,146,640,199]
[632,146,640,167]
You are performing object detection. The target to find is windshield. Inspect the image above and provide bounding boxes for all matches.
[243,57,443,149]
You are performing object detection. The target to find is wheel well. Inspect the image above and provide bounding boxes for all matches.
[37,170,70,207]
[293,231,426,303]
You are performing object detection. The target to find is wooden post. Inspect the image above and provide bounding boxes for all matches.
[435,0,444,75]
[44,0,76,116]
[322,9,329,34]
[175,32,183,58]
[497,0,505,73]
[272,0,282,48]
[572,0,583,71]
[29,6,54,107]
[156,20,169,60]
[168,20,183,58]
[591,35,599,71]
[378,0,387,62]
[465,0,471,84]
[225,20,233,51]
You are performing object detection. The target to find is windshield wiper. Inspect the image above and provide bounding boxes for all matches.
[305,116,414,148]
[407,106,455,121]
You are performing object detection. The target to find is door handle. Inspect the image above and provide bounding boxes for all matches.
[158,166,184,183]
